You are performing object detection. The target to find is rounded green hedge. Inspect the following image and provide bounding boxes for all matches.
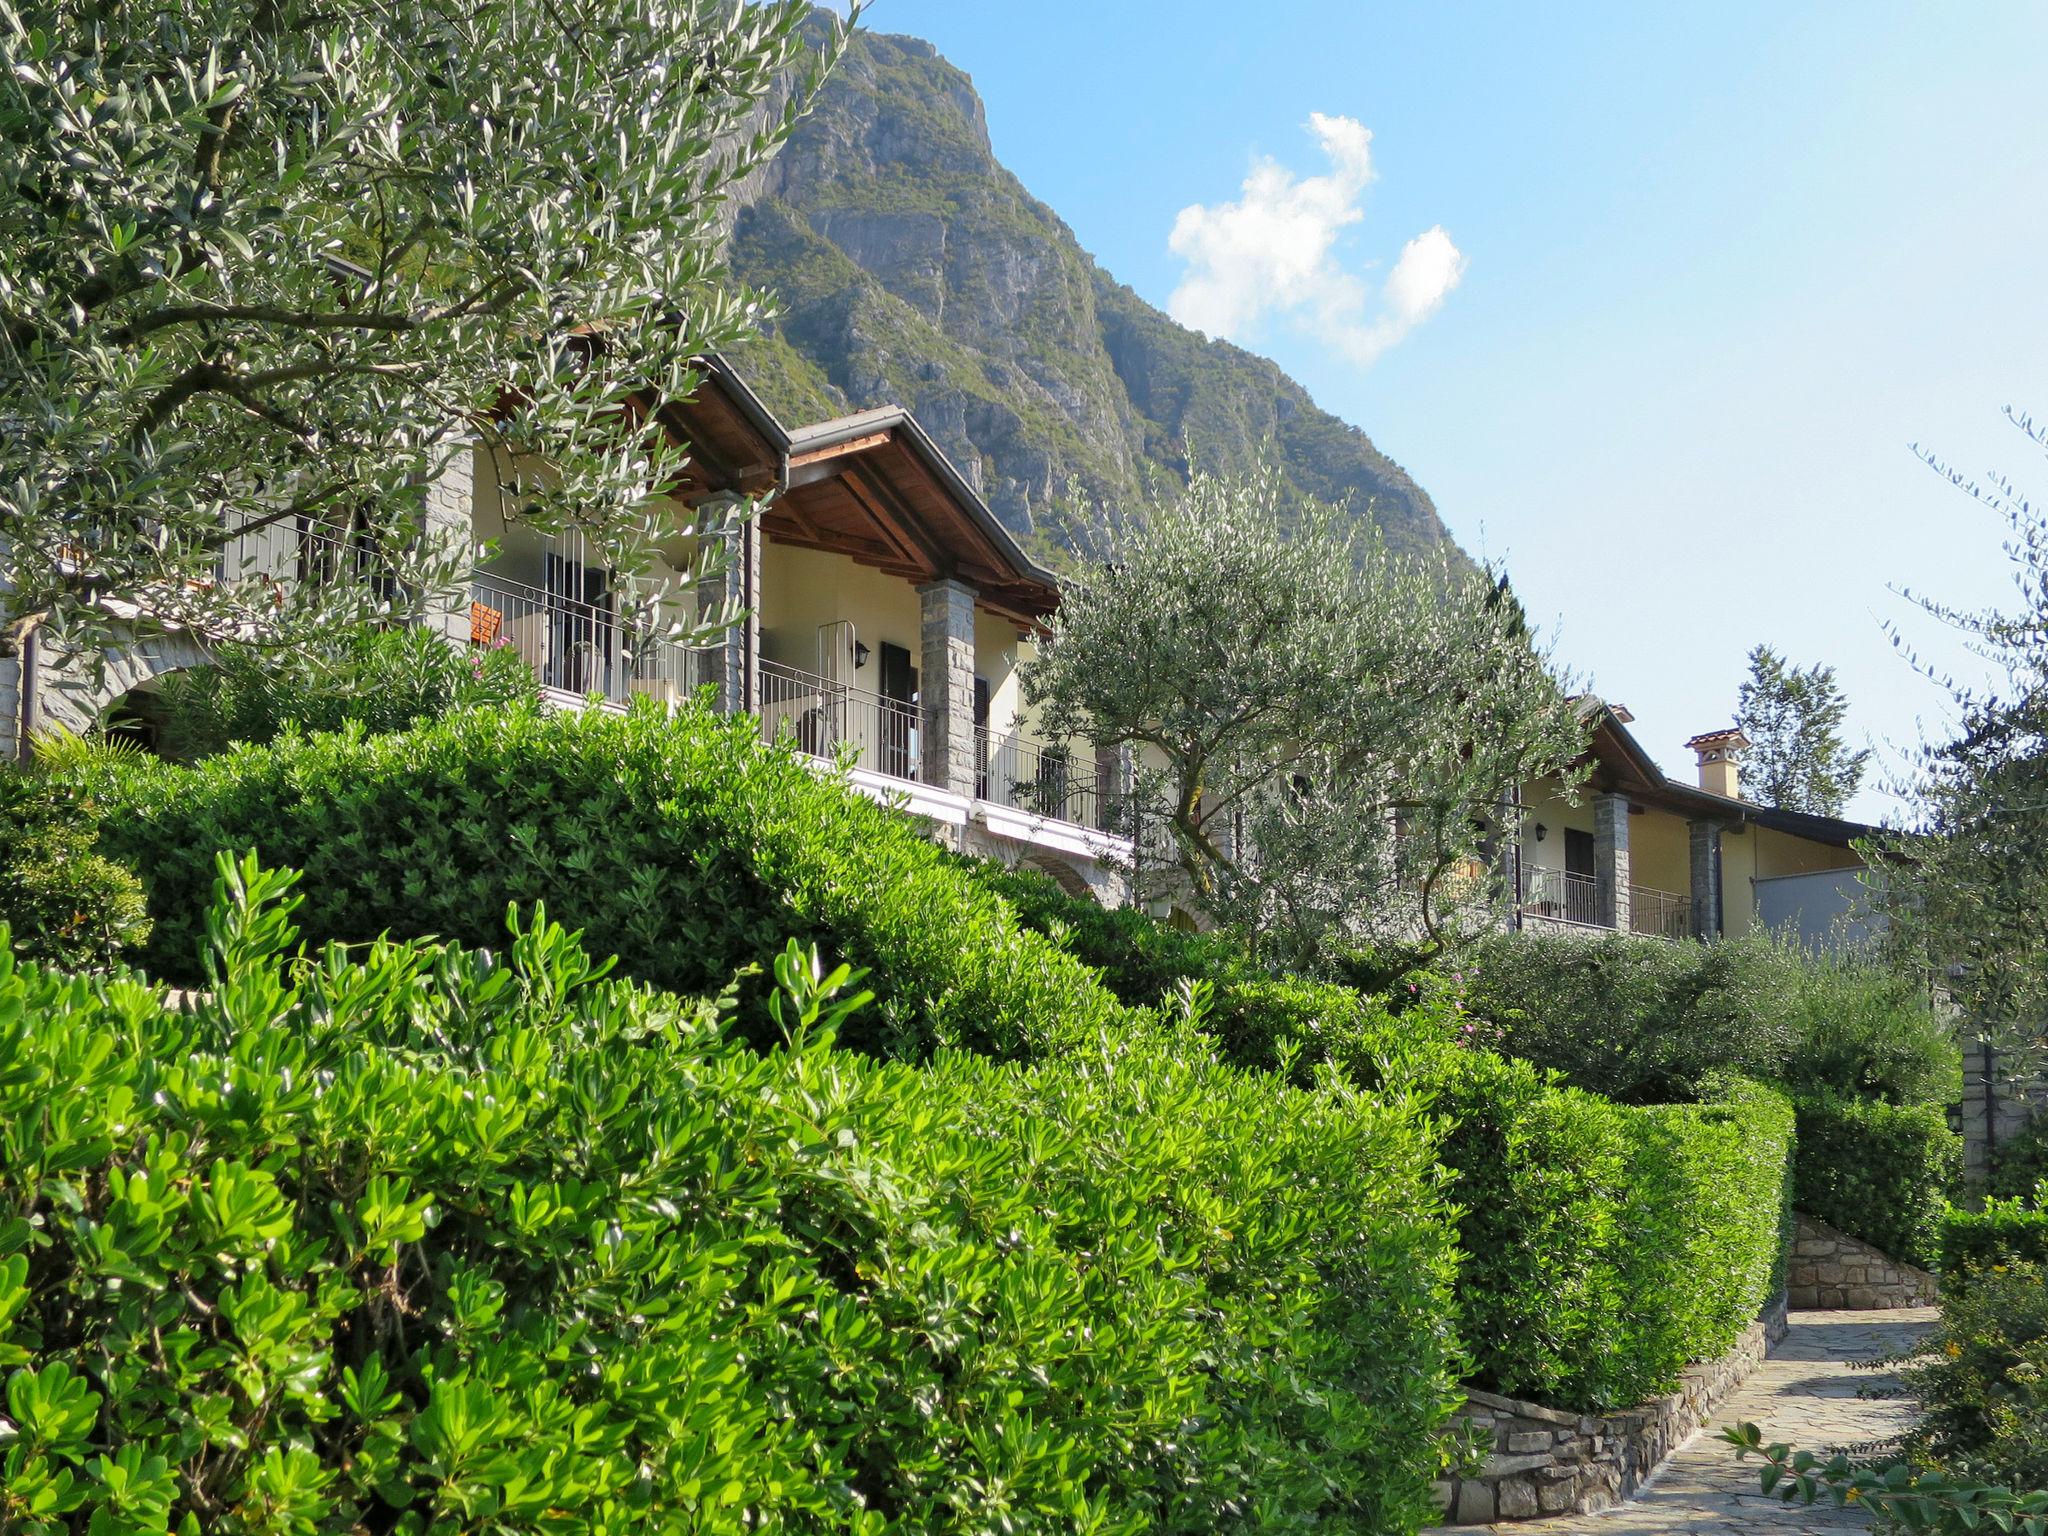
[966,865,1798,1411]
[77,700,1126,1063]
[0,861,1463,1533]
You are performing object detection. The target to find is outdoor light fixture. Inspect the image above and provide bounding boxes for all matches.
[853,639,871,669]
[1534,822,1548,841]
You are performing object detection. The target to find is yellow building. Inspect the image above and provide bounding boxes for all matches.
[1513,702,1877,945]
[452,359,1132,899]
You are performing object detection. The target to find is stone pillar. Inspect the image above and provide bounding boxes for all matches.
[1961,1030,2048,1185]
[420,440,476,647]
[1688,819,1722,940]
[1594,792,1631,932]
[918,577,977,796]
[695,500,756,715]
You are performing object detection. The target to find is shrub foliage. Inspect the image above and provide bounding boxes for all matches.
[1792,1093,1960,1270]
[156,626,539,760]
[72,701,1125,1062]
[0,856,1463,1533]
[0,772,150,970]
[46,706,1808,1427]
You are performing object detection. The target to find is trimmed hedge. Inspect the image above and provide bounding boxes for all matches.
[1939,1199,2048,1286]
[1462,926,1960,1110]
[0,860,1464,1533]
[969,867,1797,1411]
[1415,1058,1792,1410]
[75,701,1127,1062]
[0,772,150,970]
[1792,1093,1961,1270]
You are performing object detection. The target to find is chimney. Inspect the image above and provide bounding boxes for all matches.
[1685,727,1750,799]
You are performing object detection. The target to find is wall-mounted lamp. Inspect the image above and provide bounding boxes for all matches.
[853,640,871,670]
[1533,822,1548,842]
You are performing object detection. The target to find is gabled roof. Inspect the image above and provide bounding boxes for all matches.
[773,405,1062,628]
[653,359,1062,628]
[1573,699,1878,849]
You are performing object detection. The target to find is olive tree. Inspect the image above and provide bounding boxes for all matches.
[0,0,855,671]
[1025,460,1586,969]
[1884,408,2048,1055]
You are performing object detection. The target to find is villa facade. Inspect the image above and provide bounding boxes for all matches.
[1509,703,1878,947]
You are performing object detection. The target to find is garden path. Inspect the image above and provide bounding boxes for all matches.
[1475,1308,1939,1536]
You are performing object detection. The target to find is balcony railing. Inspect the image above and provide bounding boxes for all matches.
[1519,866,1693,939]
[470,569,698,709]
[1520,866,1602,927]
[976,727,1105,829]
[758,659,920,782]
[1628,883,1693,940]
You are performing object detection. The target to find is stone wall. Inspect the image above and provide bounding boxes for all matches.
[1786,1213,1938,1310]
[1438,1296,1789,1524]
[1959,1034,2048,1185]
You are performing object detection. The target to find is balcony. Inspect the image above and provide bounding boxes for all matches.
[470,570,698,710]
[976,726,1109,832]
[758,658,919,779]
[1519,867,1692,940]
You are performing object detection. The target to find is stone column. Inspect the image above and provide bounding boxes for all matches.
[1688,819,1722,939]
[1594,792,1631,932]
[695,500,756,715]
[918,577,977,796]
[420,440,477,647]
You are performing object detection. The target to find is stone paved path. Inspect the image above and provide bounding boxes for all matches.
[1475,1309,1939,1535]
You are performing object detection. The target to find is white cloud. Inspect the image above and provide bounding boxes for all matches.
[1167,114,1465,367]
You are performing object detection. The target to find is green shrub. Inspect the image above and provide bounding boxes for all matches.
[1464,927,1957,1107]
[1941,1200,2048,1285]
[972,867,1798,1412]
[156,624,538,759]
[75,700,1126,1061]
[1793,1092,1961,1267]
[1901,1260,2048,1488]
[0,772,150,969]
[1986,1114,2048,1202]
[0,858,1464,1532]
[968,862,1468,1084]
[1417,1054,1793,1410]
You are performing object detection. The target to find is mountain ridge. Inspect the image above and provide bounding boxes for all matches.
[725,24,1462,566]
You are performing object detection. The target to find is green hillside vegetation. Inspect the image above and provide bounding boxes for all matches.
[727,25,1455,563]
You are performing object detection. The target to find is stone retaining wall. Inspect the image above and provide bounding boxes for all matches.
[1786,1213,1938,1310]
[1437,1294,1789,1524]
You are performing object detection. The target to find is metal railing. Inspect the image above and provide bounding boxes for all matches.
[1520,866,1602,927]
[758,658,920,782]
[1519,866,1693,938]
[976,726,1103,829]
[470,568,699,709]
[1629,883,1693,940]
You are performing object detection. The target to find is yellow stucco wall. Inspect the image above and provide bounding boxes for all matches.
[1720,825,1863,937]
[1627,807,1691,899]
[1516,777,1592,884]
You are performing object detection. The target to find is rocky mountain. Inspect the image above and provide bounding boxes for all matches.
[725,23,1461,565]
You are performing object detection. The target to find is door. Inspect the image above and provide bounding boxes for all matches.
[1562,828,1598,924]
[879,642,917,780]
[973,676,991,798]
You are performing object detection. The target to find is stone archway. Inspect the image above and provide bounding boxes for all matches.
[7,625,214,758]
[1022,850,1100,904]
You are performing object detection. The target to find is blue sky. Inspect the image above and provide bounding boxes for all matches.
[856,1,2048,820]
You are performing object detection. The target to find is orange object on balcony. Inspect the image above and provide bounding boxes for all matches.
[469,601,503,646]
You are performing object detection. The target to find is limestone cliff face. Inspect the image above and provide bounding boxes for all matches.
[726,25,1460,564]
